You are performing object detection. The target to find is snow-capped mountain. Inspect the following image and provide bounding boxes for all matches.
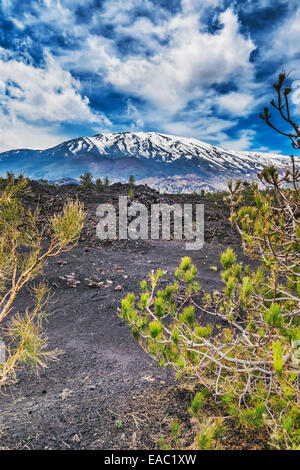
[0,132,295,192]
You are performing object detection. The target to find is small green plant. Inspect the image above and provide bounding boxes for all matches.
[196,418,225,450]
[128,188,135,199]
[190,389,210,415]
[79,172,93,189]
[115,419,123,429]
[161,414,225,450]
[158,438,170,450]
[170,419,181,447]
[0,172,29,190]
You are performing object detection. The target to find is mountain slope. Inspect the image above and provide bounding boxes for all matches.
[0,131,294,192]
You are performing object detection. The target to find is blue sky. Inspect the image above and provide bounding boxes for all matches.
[0,0,299,154]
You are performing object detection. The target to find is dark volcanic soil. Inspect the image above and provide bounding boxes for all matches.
[0,182,261,450]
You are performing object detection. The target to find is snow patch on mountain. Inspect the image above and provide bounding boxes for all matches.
[61,131,290,170]
[0,131,296,193]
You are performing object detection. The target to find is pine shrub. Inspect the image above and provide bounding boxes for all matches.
[119,162,300,449]
[0,176,85,386]
[119,72,300,450]
[79,172,93,189]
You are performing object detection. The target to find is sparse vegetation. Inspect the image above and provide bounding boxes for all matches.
[119,73,300,450]
[0,73,299,451]
[0,175,85,386]
[120,160,300,449]
[95,177,104,192]
[38,179,50,186]
[205,189,229,204]
[128,188,135,199]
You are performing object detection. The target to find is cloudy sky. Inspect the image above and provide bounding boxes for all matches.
[0,0,299,154]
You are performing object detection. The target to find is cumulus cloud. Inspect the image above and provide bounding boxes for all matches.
[0,49,111,151]
[0,49,105,123]
[216,92,255,116]
[161,116,237,143]
[0,122,71,152]
[126,99,144,129]
[88,8,256,112]
[267,5,300,72]
[55,3,259,148]
[219,129,257,151]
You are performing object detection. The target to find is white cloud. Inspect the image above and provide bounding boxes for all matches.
[1,1,261,150]
[6,0,297,152]
[23,0,74,30]
[0,49,111,151]
[0,50,106,123]
[56,4,259,151]
[126,99,144,129]
[262,5,300,60]
[0,0,13,13]
[216,92,255,116]
[253,4,300,121]
[161,116,238,143]
[55,4,258,150]
[98,8,256,112]
[219,129,257,151]
[0,122,71,152]
[1,0,299,154]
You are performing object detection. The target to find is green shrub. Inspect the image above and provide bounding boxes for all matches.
[0,177,85,386]
[119,72,300,450]
[119,160,300,449]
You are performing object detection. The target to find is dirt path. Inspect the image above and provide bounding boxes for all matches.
[0,238,245,450]
[0,181,259,450]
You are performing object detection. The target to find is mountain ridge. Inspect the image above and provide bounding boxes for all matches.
[0,131,295,192]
